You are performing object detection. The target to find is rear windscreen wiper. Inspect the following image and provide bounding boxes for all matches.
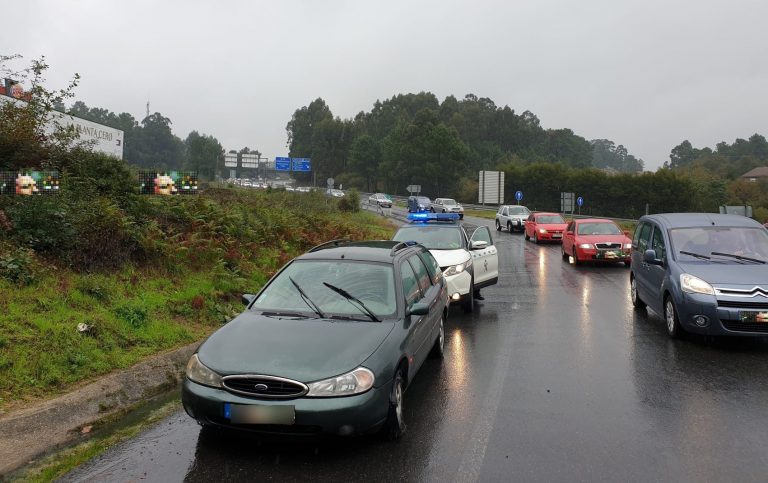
[711,252,766,264]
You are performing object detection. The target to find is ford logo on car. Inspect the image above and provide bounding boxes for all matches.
[254,383,268,391]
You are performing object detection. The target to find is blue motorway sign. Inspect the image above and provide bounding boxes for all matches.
[292,158,311,172]
[275,157,291,171]
[515,190,523,202]
[577,196,584,207]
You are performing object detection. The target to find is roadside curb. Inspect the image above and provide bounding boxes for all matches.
[0,340,200,477]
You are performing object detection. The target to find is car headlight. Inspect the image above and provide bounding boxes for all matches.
[444,257,473,277]
[186,354,222,388]
[624,243,632,249]
[539,229,548,234]
[578,243,593,249]
[680,274,715,295]
[306,367,375,397]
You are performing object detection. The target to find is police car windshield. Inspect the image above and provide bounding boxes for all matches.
[393,226,463,250]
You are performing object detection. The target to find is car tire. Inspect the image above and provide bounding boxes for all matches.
[429,317,445,359]
[459,214,464,220]
[533,232,539,244]
[664,296,684,339]
[442,209,446,213]
[507,222,512,233]
[495,220,501,231]
[462,279,475,313]
[430,208,435,213]
[561,244,568,260]
[381,367,406,440]
[630,275,646,310]
[524,231,530,241]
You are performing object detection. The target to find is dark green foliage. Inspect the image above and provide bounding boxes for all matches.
[338,188,361,212]
[286,93,641,198]
[114,304,149,329]
[0,247,36,285]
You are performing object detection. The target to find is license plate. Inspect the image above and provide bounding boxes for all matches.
[552,234,562,239]
[224,403,295,425]
[597,250,620,259]
[740,311,768,323]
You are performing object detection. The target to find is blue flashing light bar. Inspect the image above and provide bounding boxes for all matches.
[407,212,460,222]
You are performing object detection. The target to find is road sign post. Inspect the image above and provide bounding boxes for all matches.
[577,196,584,215]
[515,190,523,203]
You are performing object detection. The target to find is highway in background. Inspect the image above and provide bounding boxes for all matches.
[63,210,768,482]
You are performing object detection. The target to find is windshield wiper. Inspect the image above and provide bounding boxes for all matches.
[711,252,766,264]
[260,311,311,319]
[323,282,381,322]
[288,277,326,318]
[679,250,711,260]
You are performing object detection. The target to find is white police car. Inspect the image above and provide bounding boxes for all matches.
[392,213,498,313]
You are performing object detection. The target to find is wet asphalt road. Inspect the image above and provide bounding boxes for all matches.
[63,210,768,482]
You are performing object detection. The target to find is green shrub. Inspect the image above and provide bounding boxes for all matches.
[114,304,149,329]
[0,247,37,285]
[75,275,112,302]
[338,188,360,212]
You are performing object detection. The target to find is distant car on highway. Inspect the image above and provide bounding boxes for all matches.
[368,193,392,208]
[392,213,498,313]
[408,196,431,213]
[561,218,631,266]
[182,240,448,439]
[630,213,768,338]
[431,198,464,220]
[525,213,568,243]
[495,205,531,233]
[327,189,345,198]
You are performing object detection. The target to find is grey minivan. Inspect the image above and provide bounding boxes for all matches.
[630,213,768,338]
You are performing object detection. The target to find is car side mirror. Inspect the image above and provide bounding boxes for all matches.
[242,293,256,306]
[407,302,429,317]
[643,249,663,266]
[470,240,489,250]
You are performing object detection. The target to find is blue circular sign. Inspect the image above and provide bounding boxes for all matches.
[577,196,584,207]
[515,190,523,202]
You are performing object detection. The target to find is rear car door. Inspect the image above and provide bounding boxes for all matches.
[564,221,576,256]
[470,226,499,287]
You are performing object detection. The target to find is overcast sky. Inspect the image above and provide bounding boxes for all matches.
[4,0,767,169]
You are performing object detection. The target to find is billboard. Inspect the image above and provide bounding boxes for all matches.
[0,94,124,159]
[241,153,259,168]
[139,171,199,195]
[224,153,238,167]
[292,158,311,172]
[0,171,61,196]
[275,157,291,171]
[478,170,504,204]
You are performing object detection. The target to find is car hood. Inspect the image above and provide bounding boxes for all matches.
[577,234,630,244]
[678,261,768,286]
[538,223,568,231]
[198,312,395,382]
[429,248,470,268]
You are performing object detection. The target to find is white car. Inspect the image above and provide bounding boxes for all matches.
[496,205,531,233]
[431,198,464,219]
[368,193,393,208]
[392,214,498,313]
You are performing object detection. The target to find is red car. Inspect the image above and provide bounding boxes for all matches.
[562,218,632,266]
[524,212,568,243]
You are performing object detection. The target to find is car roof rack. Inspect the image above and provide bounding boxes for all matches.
[308,239,351,252]
[390,240,420,255]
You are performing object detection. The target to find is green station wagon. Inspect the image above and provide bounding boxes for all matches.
[182,240,448,439]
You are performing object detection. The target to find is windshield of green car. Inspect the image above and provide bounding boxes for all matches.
[577,222,621,235]
[393,226,463,250]
[252,260,396,319]
[671,226,768,261]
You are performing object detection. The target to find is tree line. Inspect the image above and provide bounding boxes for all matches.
[286,93,645,195]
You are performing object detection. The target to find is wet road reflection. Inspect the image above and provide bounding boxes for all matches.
[63,212,768,483]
